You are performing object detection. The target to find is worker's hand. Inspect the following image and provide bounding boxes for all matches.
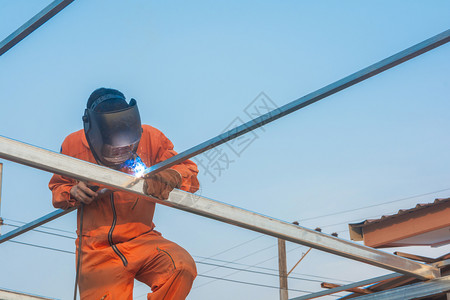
[70,181,99,205]
[144,169,182,200]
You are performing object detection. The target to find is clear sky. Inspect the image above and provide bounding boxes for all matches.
[0,1,449,299]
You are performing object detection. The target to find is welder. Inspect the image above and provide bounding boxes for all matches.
[49,88,199,299]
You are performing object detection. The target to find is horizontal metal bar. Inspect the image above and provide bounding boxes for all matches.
[289,273,401,300]
[352,275,450,300]
[134,29,450,184]
[0,136,440,280]
[0,207,75,243]
[0,0,74,56]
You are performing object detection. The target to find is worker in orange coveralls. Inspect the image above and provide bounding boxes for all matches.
[49,88,199,299]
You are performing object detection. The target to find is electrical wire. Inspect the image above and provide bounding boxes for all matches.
[3,223,76,240]
[196,274,317,294]
[296,187,450,223]
[196,261,327,283]
[4,217,75,235]
[8,239,344,300]
[7,240,74,254]
[193,255,352,283]
[200,243,275,276]
[194,244,304,290]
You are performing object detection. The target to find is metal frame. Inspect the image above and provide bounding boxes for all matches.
[351,275,450,300]
[0,10,449,296]
[132,29,450,183]
[0,0,74,56]
[0,135,441,280]
[290,273,401,300]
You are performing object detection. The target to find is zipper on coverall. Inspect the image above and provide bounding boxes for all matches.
[108,193,128,266]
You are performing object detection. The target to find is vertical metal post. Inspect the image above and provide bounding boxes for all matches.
[278,238,288,300]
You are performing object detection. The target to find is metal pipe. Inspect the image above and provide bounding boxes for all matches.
[0,0,74,56]
[0,207,75,243]
[0,136,440,280]
[131,29,450,185]
[289,273,402,300]
[350,275,450,300]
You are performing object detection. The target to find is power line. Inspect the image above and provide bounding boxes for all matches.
[199,243,276,277]
[193,255,352,283]
[4,217,75,235]
[135,274,339,300]
[194,244,305,290]
[3,223,76,240]
[6,239,345,285]
[5,239,340,299]
[296,187,450,223]
[7,240,74,254]
[196,274,318,294]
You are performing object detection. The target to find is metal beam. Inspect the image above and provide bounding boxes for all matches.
[132,29,450,185]
[0,136,440,280]
[289,273,401,300]
[0,207,75,243]
[0,0,74,56]
[352,275,450,300]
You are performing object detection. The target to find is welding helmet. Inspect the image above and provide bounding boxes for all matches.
[83,89,142,169]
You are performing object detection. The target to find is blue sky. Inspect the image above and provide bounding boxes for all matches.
[0,1,449,299]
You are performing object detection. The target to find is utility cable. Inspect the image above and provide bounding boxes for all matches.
[7,240,74,254]
[196,261,326,283]
[4,217,75,235]
[3,223,76,240]
[296,187,450,223]
[193,255,351,283]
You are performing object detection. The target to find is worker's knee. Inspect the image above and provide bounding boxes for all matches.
[175,251,197,280]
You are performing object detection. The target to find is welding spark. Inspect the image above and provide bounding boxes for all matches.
[120,155,147,177]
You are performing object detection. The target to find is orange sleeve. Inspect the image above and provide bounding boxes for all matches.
[153,131,200,193]
[48,138,79,210]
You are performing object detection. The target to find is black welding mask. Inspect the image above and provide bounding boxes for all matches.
[83,96,142,169]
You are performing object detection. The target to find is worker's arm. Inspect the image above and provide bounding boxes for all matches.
[48,136,99,209]
[152,129,200,194]
[142,126,199,200]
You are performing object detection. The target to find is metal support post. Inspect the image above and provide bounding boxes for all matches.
[0,0,74,56]
[288,248,311,276]
[278,239,289,300]
[0,136,441,280]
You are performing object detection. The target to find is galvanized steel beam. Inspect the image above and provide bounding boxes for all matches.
[135,29,450,182]
[0,207,75,243]
[0,136,441,280]
[289,273,401,300]
[0,0,74,56]
[352,275,450,300]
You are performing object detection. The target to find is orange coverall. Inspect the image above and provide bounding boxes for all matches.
[49,125,199,300]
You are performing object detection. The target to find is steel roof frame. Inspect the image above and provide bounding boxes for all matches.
[0,0,74,56]
[1,5,449,297]
[0,136,442,280]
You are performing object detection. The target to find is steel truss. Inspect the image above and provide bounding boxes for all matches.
[0,136,441,280]
[0,0,74,56]
[0,9,449,298]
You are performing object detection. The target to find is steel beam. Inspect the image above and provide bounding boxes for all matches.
[0,207,75,243]
[0,136,440,280]
[290,273,401,300]
[133,29,450,184]
[352,275,450,300]
[0,0,74,56]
